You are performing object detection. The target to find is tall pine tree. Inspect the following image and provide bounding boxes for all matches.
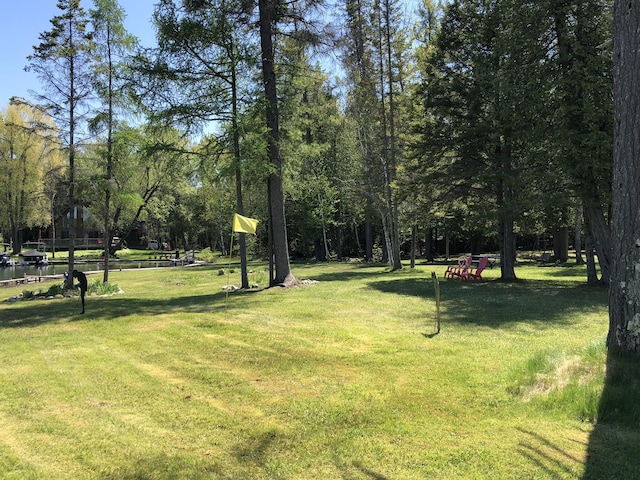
[27,0,96,288]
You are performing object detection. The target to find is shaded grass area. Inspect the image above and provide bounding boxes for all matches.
[0,262,638,479]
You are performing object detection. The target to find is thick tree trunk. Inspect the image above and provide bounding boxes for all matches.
[365,213,373,262]
[335,222,343,260]
[584,203,611,285]
[496,130,517,280]
[382,205,402,270]
[10,225,22,255]
[608,0,640,355]
[584,228,600,286]
[553,226,569,263]
[231,59,249,289]
[425,228,434,262]
[258,0,296,287]
[499,218,517,280]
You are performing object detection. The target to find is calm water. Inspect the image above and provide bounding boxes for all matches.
[0,261,174,282]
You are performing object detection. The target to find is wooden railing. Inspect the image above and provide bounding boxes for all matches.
[24,238,130,251]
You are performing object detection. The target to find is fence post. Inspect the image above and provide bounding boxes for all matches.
[431,271,441,334]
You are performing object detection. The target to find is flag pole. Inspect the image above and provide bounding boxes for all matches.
[226,214,258,318]
[225,231,234,319]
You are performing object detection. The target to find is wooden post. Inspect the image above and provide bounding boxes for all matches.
[431,271,441,334]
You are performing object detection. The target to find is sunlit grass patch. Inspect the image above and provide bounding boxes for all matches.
[0,260,635,479]
[507,340,607,422]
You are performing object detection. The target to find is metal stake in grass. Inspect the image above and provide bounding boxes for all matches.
[431,271,441,334]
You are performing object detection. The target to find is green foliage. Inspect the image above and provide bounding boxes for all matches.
[410,0,613,268]
[20,290,35,299]
[508,341,607,422]
[0,103,63,242]
[46,283,65,296]
[87,279,120,296]
[247,268,268,287]
[20,282,66,300]
[25,0,95,149]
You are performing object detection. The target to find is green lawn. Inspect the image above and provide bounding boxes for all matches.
[0,261,638,479]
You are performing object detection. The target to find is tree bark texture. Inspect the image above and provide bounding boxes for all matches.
[499,218,517,281]
[584,203,611,284]
[575,205,584,265]
[553,226,569,263]
[609,0,640,355]
[258,0,296,287]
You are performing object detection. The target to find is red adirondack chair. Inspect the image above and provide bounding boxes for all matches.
[444,256,472,279]
[461,256,489,281]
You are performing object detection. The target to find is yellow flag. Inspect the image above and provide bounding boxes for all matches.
[233,213,259,234]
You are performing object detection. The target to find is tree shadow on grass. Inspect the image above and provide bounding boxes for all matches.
[0,289,269,329]
[96,452,222,479]
[582,352,640,479]
[233,429,278,468]
[351,462,390,479]
[308,262,391,283]
[515,427,586,478]
[367,277,608,329]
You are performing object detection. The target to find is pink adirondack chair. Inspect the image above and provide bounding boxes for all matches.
[461,256,489,281]
[444,256,472,279]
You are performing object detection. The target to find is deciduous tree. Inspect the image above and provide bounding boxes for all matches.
[0,102,63,253]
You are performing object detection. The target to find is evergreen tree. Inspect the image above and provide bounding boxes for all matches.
[26,0,96,288]
[90,0,138,282]
[342,0,412,269]
[545,0,613,284]
[277,38,356,261]
[136,0,259,288]
[343,0,378,262]
[414,0,523,279]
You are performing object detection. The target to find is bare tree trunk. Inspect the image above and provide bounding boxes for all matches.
[231,61,249,289]
[10,225,21,255]
[383,0,402,271]
[608,0,640,355]
[499,218,517,281]
[103,32,114,283]
[365,211,373,261]
[410,224,417,268]
[497,133,517,280]
[258,0,296,287]
[584,204,611,285]
[425,228,434,262]
[575,204,584,264]
[584,229,599,286]
[553,226,569,263]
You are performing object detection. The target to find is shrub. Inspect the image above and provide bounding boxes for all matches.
[197,247,218,263]
[248,269,268,288]
[87,279,120,296]
[47,283,65,296]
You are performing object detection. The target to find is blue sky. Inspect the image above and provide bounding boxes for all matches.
[0,1,157,106]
